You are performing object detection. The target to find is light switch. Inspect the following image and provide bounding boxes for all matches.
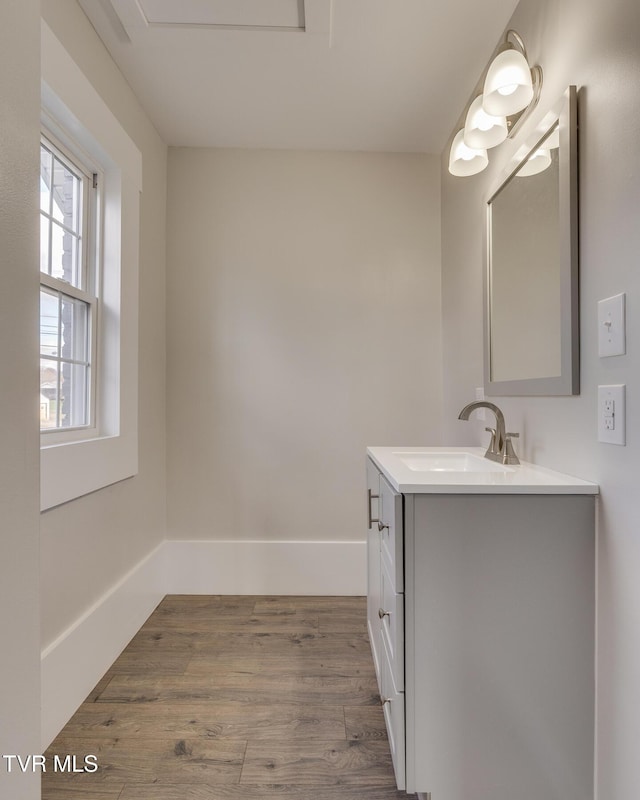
[598,384,626,445]
[598,293,626,357]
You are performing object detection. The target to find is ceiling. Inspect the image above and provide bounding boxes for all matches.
[78,0,520,153]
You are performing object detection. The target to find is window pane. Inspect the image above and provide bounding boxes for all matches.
[61,295,89,363]
[60,362,88,428]
[51,222,81,286]
[40,145,52,213]
[39,135,96,437]
[40,215,50,275]
[51,155,81,232]
[40,289,59,357]
[40,358,60,430]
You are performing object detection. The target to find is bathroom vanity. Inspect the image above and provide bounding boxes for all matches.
[366,446,598,800]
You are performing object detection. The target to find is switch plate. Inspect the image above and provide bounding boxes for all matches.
[598,384,626,445]
[598,293,626,357]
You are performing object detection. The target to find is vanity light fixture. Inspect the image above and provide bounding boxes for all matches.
[448,30,543,177]
[483,43,533,115]
[449,129,489,176]
[464,95,508,149]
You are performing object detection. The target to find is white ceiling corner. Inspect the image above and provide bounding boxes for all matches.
[78,0,520,153]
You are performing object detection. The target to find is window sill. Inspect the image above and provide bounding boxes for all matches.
[41,433,138,511]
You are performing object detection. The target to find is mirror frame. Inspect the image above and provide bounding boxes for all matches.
[483,86,579,396]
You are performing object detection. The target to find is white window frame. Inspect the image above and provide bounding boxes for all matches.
[41,21,142,511]
[39,131,99,439]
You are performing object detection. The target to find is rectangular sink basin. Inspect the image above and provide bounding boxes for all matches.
[393,451,512,473]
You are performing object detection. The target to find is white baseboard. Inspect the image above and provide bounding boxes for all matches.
[164,539,366,596]
[40,542,166,749]
[41,539,366,747]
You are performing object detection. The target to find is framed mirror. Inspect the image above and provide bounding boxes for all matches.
[484,86,578,395]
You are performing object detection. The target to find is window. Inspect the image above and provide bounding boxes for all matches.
[41,21,142,510]
[39,135,98,435]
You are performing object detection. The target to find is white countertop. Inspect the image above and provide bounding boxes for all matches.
[367,446,599,495]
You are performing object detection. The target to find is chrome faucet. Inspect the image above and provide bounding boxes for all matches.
[458,401,520,465]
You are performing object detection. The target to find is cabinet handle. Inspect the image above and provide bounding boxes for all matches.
[378,520,389,532]
[367,489,380,529]
[378,608,390,620]
[380,696,392,706]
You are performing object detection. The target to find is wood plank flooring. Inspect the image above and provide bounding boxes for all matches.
[43,595,412,800]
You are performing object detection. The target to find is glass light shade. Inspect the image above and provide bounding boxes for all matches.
[482,48,534,116]
[448,129,488,177]
[463,95,508,149]
[516,147,552,177]
[545,126,560,149]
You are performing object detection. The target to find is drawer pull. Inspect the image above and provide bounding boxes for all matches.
[378,520,389,532]
[378,607,391,620]
[367,489,380,529]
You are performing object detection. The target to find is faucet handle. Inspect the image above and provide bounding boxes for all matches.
[503,432,520,465]
[484,427,500,460]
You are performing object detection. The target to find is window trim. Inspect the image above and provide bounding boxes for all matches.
[40,131,99,439]
[41,20,142,511]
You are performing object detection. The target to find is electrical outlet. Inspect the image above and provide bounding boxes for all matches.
[598,385,625,445]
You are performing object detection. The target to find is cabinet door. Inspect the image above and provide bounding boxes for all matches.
[381,634,406,790]
[366,458,382,688]
[379,474,403,591]
[380,557,404,690]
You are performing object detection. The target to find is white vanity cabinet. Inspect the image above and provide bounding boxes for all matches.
[367,458,405,787]
[366,449,597,800]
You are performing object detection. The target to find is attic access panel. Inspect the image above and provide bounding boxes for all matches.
[136,0,305,30]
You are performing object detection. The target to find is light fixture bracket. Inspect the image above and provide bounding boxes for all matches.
[505,64,543,139]
[504,29,528,59]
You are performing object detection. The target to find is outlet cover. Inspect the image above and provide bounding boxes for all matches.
[598,384,626,445]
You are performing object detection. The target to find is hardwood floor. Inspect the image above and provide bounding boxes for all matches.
[43,595,411,799]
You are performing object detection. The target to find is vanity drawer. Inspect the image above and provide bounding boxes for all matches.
[380,557,404,690]
[381,633,406,791]
[379,474,403,591]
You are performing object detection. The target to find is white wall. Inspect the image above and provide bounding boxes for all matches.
[167,149,442,547]
[440,0,640,796]
[39,2,167,660]
[0,2,41,798]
